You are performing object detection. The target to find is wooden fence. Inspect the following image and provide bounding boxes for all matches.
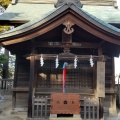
[84,98,99,120]
[32,96,99,120]
[32,96,49,119]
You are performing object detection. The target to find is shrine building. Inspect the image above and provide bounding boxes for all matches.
[0,0,120,119]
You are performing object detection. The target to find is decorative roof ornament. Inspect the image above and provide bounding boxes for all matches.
[55,0,83,8]
[63,20,74,34]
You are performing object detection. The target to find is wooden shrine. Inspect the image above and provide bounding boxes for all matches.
[0,0,120,119]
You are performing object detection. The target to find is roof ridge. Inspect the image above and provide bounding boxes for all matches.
[55,0,83,8]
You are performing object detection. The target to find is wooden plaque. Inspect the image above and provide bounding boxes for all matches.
[96,62,105,97]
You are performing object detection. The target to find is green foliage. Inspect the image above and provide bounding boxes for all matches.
[0,26,10,33]
[0,0,11,8]
[8,55,15,78]
[0,52,15,79]
[0,54,8,77]
[0,0,12,78]
[0,54,8,68]
[0,0,11,33]
[0,48,9,78]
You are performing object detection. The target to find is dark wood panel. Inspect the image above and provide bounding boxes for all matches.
[16,93,29,108]
[16,56,30,87]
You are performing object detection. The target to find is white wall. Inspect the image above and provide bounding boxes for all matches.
[117,0,120,10]
[115,57,120,84]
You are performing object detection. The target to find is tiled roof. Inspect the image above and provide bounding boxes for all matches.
[0,3,56,21]
[0,2,120,23]
[82,6,120,23]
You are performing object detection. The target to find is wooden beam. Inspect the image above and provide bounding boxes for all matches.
[25,54,106,62]
[33,42,100,48]
[12,87,29,92]
[5,42,100,55]
[28,48,35,118]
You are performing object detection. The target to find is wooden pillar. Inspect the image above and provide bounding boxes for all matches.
[93,63,96,93]
[12,55,19,109]
[28,48,35,118]
[98,47,104,119]
[111,57,116,113]
[34,60,38,88]
[109,57,117,116]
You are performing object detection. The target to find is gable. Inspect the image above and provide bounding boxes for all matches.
[0,4,120,45]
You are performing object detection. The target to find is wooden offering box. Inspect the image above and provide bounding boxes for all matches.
[50,93,80,114]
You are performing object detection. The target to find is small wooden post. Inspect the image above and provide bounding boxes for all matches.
[45,97,47,119]
[84,99,86,120]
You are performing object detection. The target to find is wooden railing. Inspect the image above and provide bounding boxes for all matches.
[0,79,13,94]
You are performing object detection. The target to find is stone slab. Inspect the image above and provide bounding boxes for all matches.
[50,114,81,118]
[49,118,82,120]
[49,114,82,120]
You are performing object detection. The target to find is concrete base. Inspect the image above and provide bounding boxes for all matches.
[109,108,117,117]
[49,114,82,120]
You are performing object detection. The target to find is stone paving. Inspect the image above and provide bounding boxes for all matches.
[0,95,27,120]
[105,116,120,120]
